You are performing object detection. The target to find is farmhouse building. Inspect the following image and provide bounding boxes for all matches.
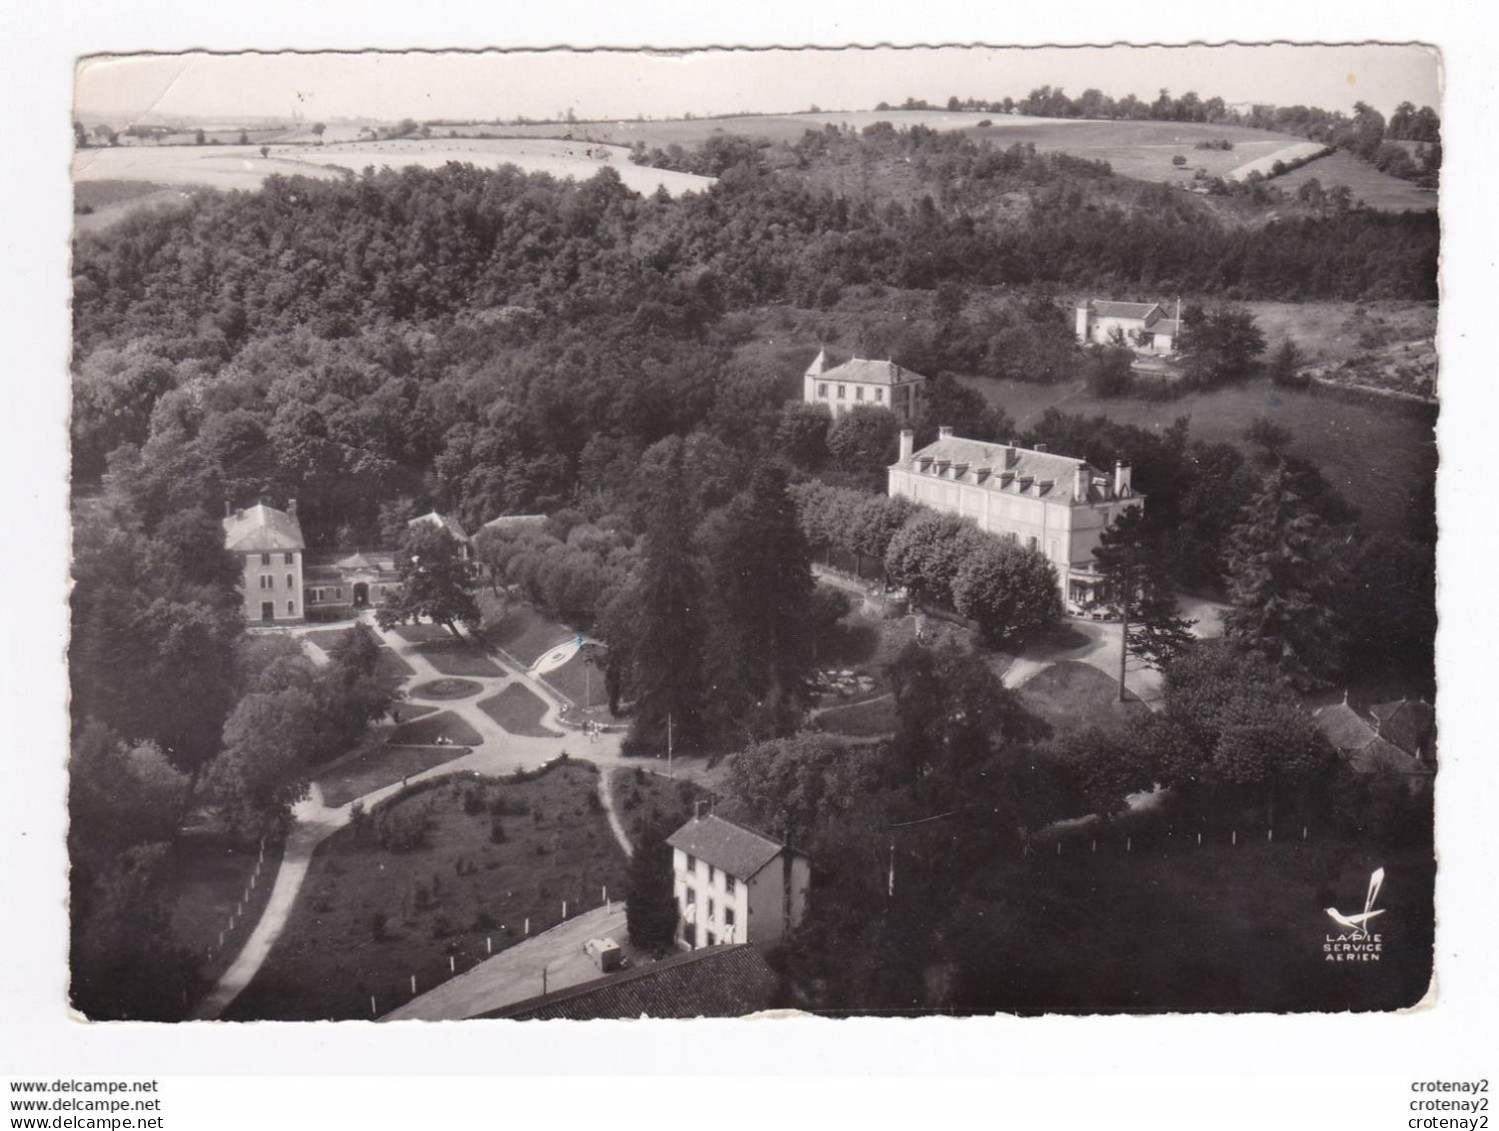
[887,428,1144,606]
[804,349,928,424]
[1313,698,1434,792]
[667,813,810,952]
[223,502,306,625]
[1075,300,1182,355]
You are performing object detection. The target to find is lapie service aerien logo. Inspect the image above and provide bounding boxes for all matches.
[1323,867,1386,963]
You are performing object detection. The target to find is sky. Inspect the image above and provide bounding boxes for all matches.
[74,43,1441,126]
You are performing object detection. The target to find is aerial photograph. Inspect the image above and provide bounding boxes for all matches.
[67,43,1440,1021]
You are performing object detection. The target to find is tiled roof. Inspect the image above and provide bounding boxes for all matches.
[409,511,471,543]
[480,514,548,534]
[494,944,778,1020]
[1147,317,1183,336]
[1085,300,1163,321]
[1313,702,1379,752]
[820,357,926,386]
[1343,736,1434,779]
[667,814,787,881]
[1369,698,1435,760]
[895,435,1121,505]
[222,503,304,554]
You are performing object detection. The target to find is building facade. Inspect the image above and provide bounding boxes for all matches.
[1075,300,1182,355]
[222,502,306,624]
[887,429,1144,606]
[667,813,810,952]
[803,349,928,424]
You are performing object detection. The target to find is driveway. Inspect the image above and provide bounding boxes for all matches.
[381,903,637,1021]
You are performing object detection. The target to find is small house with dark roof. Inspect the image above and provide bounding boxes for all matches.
[303,549,401,617]
[667,813,810,952]
[1075,300,1182,355]
[887,428,1145,606]
[1313,699,1434,792]
[223,501,306,624]
[803,349,927,424]
[491,944,778,1020]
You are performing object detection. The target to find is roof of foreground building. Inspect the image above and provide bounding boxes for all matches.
[222,503,305,554]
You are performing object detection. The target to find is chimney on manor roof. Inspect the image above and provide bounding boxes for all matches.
[899,429,915,462]
[1073,465,1088,501]
[938,425,954,441]
[1113,461,1132,497]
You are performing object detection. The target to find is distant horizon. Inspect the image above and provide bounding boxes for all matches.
[75,45,1441,127]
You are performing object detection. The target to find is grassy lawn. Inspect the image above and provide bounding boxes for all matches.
[1016,661,1149,739]
[388,711,484,748]
[409,678,484,700]
[413,638,505,678]
[223,763,628,1021]
[982,837,1434,1014]
[477,684,561,737]
[536,650,600,707]
[304,627,417,680]
[609,765,713,846]
[481,603,573,667]
[315,744,471,809]
[960,372,1437,536]
[389,623,453,644]
[815,694,897,738]
[167,832,285,1001]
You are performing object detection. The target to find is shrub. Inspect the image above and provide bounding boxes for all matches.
[1171,155,1187,167]
[431,915,454,939]
[371,910,388,942]
[489,818,507,844]
[413,881,432,911]
[375,803,433,853]
[462,787,485,816]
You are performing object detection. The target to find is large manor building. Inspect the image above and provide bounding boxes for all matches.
[887,428,1144,607]
[803,349,928,424]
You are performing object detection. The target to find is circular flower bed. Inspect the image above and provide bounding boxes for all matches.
[408,677,484,700]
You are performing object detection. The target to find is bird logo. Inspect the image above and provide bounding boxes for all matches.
[1325,867,1386,937]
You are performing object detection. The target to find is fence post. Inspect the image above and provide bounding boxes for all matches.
[486,936,492,955]
[1056,841,1061,856]
[410,974,417,997]
[1267,828,1273,842]
[1232,830,1237,846]
[449,955,455,974]
[370,996,377,1017]
[562,900,568,920]
[1303,826,1308,841]
[1196,832,1201,847]
[1126,836,1131,853]
[524,917,530,936]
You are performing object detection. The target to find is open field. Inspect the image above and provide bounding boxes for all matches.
[71,138,714,233]
[1015,661,1147,739]
[223,763,627,1020]
[984,838,1433,1014]
[961,371,1437,536]
[477,685,561,738]
[1273,149,1437,212]
[315,743,467,808]
[1226,141,1328,181]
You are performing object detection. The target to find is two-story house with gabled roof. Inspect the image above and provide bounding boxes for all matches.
[803,349,928,424]
[667,812,810,952]
[222,501,306,624]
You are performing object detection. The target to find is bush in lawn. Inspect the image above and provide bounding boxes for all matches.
[431,916,454,940]
[474,910,497,931]
[489,818,507,844]
[414,881,432,911]
[586,790,603,813]
[462,787,485,816]
[375,803,433,853]
[371,910,389,942]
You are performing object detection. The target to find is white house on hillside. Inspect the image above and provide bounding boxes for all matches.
[667,813,810,951]
[803,349,927,424]
[1076,300,1182,355]
[887,428,1144,607]
[223,501,306,624]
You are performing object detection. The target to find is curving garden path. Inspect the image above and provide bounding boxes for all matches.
[191,612,636,1020]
